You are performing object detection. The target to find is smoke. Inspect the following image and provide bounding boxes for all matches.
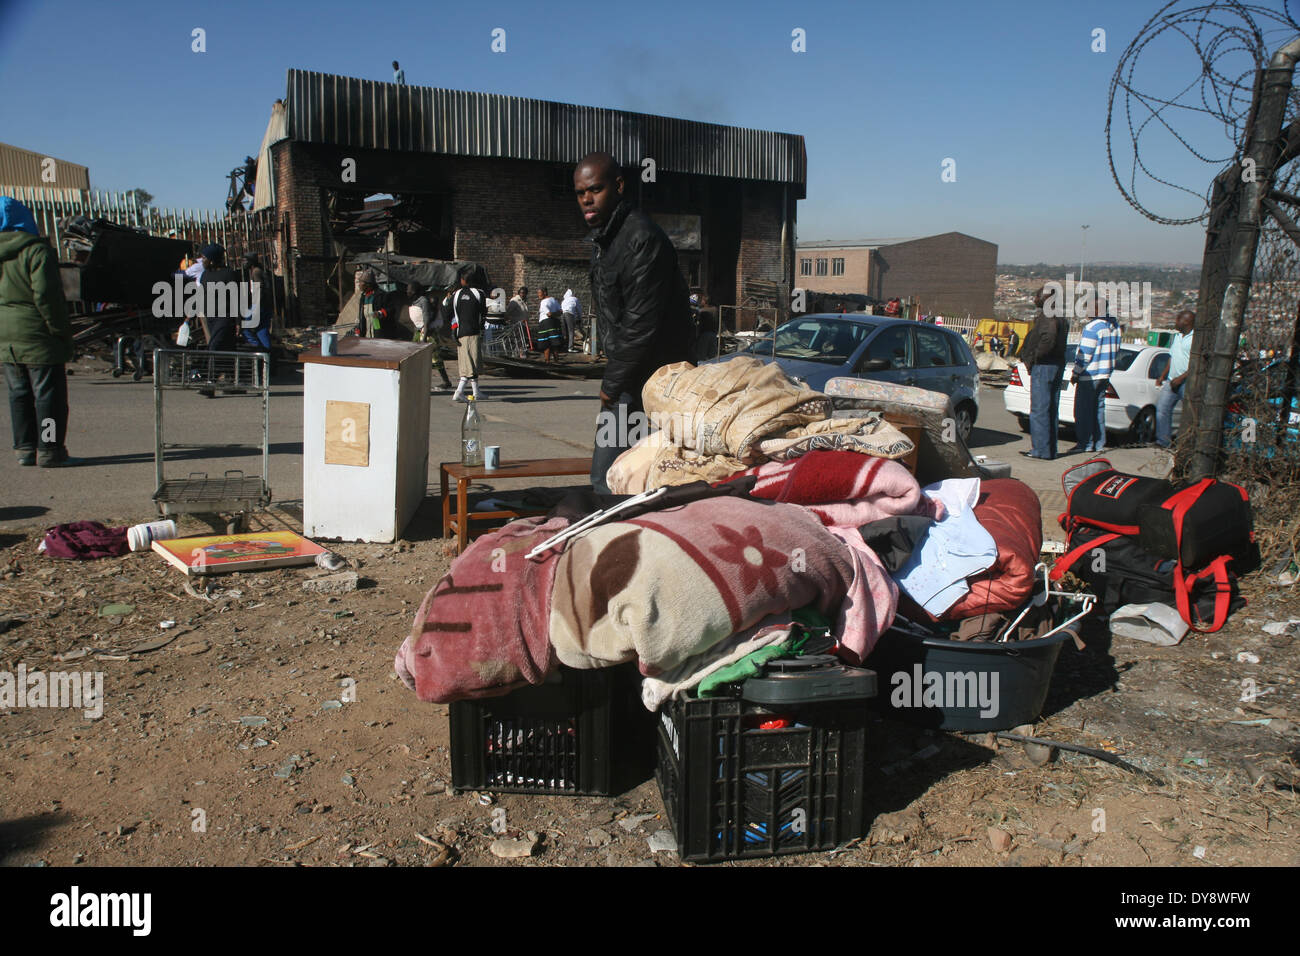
[605,41,732,124]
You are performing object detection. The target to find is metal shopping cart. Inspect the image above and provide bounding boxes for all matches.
[152,348,272,533]
[482,318,530,358]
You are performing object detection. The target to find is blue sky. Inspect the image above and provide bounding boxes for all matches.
[1,0,1293,263]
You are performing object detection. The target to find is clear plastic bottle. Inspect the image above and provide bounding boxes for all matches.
[461,394,483,466]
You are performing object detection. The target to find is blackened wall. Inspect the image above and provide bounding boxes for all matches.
[275,142,792,324]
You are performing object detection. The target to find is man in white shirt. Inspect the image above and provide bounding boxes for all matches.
[392,61,405,84]
[560,289,581,352]
[1155,310,1195,449]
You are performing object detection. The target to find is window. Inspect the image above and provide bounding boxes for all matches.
[914,327,952,367]
[1114,348,1140,373]
[815,258,828,276]
[861,325,910,370]
[1148,353,1170,380]
[832,257,845,276]
[800,258,812,276]
[770,319,872,365]
[945,331,973,366]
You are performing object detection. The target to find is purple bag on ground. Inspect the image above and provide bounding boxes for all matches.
[42,521,130,559]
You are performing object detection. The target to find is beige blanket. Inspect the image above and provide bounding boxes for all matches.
[641,358,832,462]
[609,360,915,495]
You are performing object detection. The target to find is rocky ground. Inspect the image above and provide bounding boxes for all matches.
[1,498,1296,868]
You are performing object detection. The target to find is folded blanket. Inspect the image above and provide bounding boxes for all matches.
[547,495,896,673]
[823,377,979,485]
[606,430,748,495]
[726,450,932,529]
[756,415,914,462]
[640,618,795,710]
[395,516,567,703]
[642,358,831,462]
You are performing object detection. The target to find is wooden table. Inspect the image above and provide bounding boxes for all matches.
[440,457,593,553]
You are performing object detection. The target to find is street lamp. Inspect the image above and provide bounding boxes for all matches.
[1080,225,1090,283]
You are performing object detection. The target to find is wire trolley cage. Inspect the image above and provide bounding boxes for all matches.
[481,319,530,359]
[152,348,272,532]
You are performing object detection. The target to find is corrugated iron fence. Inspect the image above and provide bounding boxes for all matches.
[3,186,280,264]
[2,185,292,322]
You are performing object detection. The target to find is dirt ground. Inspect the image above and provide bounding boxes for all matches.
[1,496,1297,869]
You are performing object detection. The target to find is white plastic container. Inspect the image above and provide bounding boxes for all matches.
[127,519,178,552]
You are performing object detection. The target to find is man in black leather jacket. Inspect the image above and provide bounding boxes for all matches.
[574,151,693,493]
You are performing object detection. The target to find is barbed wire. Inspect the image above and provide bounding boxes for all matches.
[1107,0,1300,225]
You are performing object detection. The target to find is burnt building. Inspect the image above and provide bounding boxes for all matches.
[797,232,998,318]
[268,70,806,323]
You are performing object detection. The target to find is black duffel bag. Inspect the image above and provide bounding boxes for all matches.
[1052,524,1245,633]
[1060,458,1173,535]
[1137,477,1259,572]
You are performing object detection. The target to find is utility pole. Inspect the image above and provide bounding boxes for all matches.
[1187,37,1300,479]
[1080,225,1090,283]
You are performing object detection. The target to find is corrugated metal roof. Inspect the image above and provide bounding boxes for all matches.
[0,142,90,192]
[285,70,806,193]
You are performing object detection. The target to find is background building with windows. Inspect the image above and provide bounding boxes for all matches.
[796,231,997,317]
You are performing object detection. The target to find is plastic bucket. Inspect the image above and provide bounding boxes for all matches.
[127,519,177,553]
[863,627,1073,732]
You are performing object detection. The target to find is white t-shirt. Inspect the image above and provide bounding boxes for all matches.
[539,297,561,320]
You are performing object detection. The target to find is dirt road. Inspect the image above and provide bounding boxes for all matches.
[1,364,1296,867]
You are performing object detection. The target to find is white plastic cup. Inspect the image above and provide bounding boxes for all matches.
[128,519,178,552]
[485,445,500,469]
[321,331,339,356]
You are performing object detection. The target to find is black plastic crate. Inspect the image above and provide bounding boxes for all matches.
[655,694,869,862]
[449,663,653,796]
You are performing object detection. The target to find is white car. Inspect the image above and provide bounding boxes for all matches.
[1003,345,1183,444]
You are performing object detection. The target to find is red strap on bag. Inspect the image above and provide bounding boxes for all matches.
[1175,555,1234,633]
[1050,532,1121,582]
[1164,479,1231,632]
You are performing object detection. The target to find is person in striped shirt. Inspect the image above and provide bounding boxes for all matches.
[1067,298,1122,454]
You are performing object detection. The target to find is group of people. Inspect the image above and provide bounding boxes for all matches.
[354,270,591,401]
[0,189,286,469]
[177,244,274,353]
[504,286,582,362]
[1020,289,1194,461]
[974,327,1020,358]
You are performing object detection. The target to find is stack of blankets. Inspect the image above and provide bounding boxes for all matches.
[607,358,916,490]
[395,359,1044,708]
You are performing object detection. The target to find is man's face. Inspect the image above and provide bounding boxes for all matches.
[574,163,623,228]
[1177,312,1195,333]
